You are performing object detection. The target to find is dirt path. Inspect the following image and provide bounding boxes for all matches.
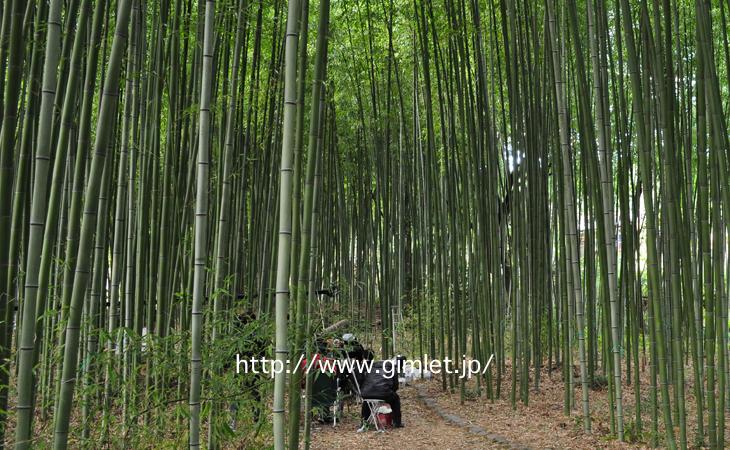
[310,384,504,449]
[311,364,730,449]
[418,377,634,450]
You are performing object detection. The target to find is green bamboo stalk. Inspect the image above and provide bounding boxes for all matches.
[207,0,246,444]
[13,0,64,443]
[546,0,591,431]
[52,0,133,445]
[271,0,302,446]
[189,0,215,444]
[287,0,332,446]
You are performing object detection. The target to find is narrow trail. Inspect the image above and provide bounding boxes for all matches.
[310,384,507,449]
[309,367,683,450]
[416,376,645,450]
[414,384,531,450]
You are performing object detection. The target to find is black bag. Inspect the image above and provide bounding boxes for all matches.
[359,361,398,399]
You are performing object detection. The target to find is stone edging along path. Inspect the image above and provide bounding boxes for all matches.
[414,383,533,450]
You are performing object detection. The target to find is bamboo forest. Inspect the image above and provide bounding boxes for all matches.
[2,0,730,447]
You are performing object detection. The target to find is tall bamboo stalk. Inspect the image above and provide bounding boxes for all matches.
[189,0,215,445]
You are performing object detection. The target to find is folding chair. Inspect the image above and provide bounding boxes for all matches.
[344,355,387,433]
[361,398,386,432]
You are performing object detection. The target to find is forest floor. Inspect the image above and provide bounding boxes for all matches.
[3,357,727,448]
[310,383,505,449]
[310,359,730,450]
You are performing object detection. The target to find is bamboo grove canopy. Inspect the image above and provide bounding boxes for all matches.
[0,0,728,448]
